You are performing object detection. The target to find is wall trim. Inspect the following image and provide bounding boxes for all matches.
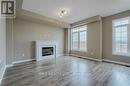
[0,64,14,85]
[70,54,130,66]
[13,59,35,65]
[0,65,6,85]
[103,59,130,67]
[70,54,102,62]
[11,54,65,65]
[57,54,64,57]
[64,54,70,56]
[17,9,70,28]
[71,15,102,27]
[6,64,14,68]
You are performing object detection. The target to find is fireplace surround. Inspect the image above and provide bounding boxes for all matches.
[35,40,56,61]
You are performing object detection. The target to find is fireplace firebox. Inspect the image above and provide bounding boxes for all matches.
[42,47,54,56]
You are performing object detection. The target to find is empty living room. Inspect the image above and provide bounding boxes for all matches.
[0,0,130,86]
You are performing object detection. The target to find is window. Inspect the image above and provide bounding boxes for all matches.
[112,17,130,56]
[71,25,87,51]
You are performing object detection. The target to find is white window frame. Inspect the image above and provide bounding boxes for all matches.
[71,25,87,52]
[112,17,130,56]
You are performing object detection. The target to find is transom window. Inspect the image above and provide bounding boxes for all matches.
[112,17,130,56]
[71,25,87,52]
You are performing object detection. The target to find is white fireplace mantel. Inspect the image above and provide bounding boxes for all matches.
[35,40,57,61]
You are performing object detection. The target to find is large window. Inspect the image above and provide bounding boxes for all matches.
[112,17,130,56]
[71,25,87,51]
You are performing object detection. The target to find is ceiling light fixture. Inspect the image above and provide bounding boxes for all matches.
[58,9,68,18]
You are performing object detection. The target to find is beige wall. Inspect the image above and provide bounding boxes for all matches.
[70,21,102,60]
[64,28,71,55]
[0,18,6,83]
[13,18,64,62]
[6,19,13,65]
[103,10,130,63]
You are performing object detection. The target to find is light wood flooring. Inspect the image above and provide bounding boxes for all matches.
[1,56,130,86]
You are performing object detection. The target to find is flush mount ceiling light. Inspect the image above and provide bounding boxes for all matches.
[58,8,68,18]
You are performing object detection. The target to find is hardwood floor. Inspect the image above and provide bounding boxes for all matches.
[1,56,130,86]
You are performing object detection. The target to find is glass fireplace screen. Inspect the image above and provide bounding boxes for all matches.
[42,47,54,56]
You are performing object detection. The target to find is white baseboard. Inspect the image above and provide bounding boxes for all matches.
[0,65,6,85]
[70,54,130,66]
[103,59,130,66]
[70,54,102,62]
[57,53,64,57]
[64,54,70,56]
[6,64,13,68]
[13,59,35,64]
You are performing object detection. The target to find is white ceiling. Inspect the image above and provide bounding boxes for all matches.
[22,0,130,23]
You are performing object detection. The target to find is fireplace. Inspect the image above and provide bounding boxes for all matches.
[35,40,56,61]
[42,47,53,56]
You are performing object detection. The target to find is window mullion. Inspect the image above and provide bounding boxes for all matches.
[128,21,130,55]
[71,32,73,50]
[114,24,129,28]
[113,25,116,54]
[121,26,122,53]
[78,32,80,50]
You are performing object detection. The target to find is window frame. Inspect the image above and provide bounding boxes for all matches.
[71,25,87,52]
[112,17,130,56]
